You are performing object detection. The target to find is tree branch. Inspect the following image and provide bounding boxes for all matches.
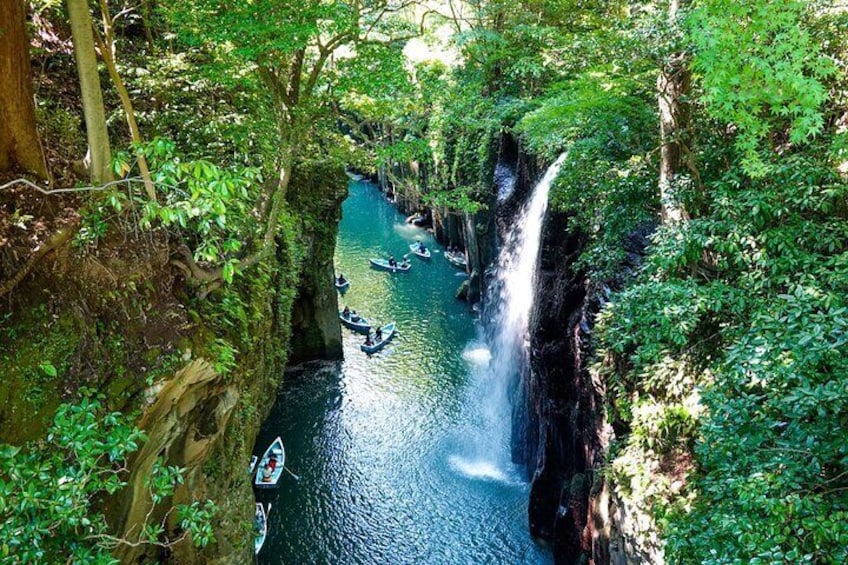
[0,175,146,194]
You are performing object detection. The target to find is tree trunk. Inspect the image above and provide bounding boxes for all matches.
[0,0,49,179]
[658,0,692,223]
[140,0,156,54]
[94,1,156,200]
[67,0,113,184]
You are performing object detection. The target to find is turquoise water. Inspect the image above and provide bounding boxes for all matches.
[254,179,552,564]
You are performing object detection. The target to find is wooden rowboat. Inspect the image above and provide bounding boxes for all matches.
[409,243,431,259]
[254,437,285,488]
[335,277,350,291]
[360,322,397,354]
[445,251,467,269]
[339,310,371,333]
[254,502,269,554]
[369,258,411,273]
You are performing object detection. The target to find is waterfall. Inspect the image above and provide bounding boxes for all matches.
[454,155,566,481]
[490,154,566,361]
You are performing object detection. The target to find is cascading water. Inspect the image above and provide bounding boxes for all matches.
[453,154,567,479]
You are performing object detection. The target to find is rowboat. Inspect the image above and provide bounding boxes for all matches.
[335,277,350,291]
[254,437,285,487]
[445,251,467,269]
[369,258,411,273]
[254,502,269,554]
[409,243,431,259]
[248,455,258,475]
[339,310,371,333]
[360,322,397,354]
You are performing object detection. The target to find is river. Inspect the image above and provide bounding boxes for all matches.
[254,178,552,564]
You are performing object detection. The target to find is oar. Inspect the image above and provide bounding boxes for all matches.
[284,466,300,480]
[266,503,272,515]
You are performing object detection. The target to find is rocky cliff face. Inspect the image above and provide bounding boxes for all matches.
[287,163,346,363]
[0,160,347,563]
[522,210,654,565]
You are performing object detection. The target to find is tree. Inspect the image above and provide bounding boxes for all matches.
[92,0,156,200]
[162,0,425,289]
[67,0,113,184]
[687,0,835,177]
[657,0,693,223]
[0,0,49,179]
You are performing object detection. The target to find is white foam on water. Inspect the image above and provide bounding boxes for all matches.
[393,223,427,239]
[462,346,492,366]
[448,455,514,484]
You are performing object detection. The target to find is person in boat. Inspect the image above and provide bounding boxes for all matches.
[342,305,351,318]
[374,326,383,341]
[337,273,346,285]
[400,258,410,268]
[254,507,264,532]
[364,334,374,346]
[262,455,277,482]
[418,241,426,253]
[388,255,397,268]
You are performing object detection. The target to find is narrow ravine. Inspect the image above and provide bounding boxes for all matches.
[253,177,555,564]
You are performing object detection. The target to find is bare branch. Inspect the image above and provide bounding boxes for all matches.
[0,176,147,195]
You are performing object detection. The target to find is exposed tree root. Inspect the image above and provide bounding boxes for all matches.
[0,219,79,298]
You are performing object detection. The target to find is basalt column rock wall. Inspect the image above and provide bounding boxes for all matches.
[524,210,653,564]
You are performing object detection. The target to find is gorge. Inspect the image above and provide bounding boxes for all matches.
[2,1,847,564]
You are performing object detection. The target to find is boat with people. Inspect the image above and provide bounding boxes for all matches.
[409,242,431,259]
[254,436,285,487]
[254,502,269,554]
[339,308,371,333]
[445,250,467,269]
[369,258,412,273]
[360,322,397,354]
[335,274,350,291]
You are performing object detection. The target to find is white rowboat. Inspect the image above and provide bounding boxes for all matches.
[361,322,397,354]
[254,437,285,488]
[409,243,431,259]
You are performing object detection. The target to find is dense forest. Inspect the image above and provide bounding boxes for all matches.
[1,0,847,563]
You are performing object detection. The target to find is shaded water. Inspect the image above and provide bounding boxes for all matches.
[254,179,552,564]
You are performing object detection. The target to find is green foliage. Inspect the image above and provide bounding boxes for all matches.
[518,71,658,277]
[688,0,837,176]
[0,398,216,563]
[598,148,848,562]
[425,75,500,208]
[209,338,238,376]
[121,138,261,268]
[134,49,278,170]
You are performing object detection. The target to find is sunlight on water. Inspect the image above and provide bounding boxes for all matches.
[255,179,553,565]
